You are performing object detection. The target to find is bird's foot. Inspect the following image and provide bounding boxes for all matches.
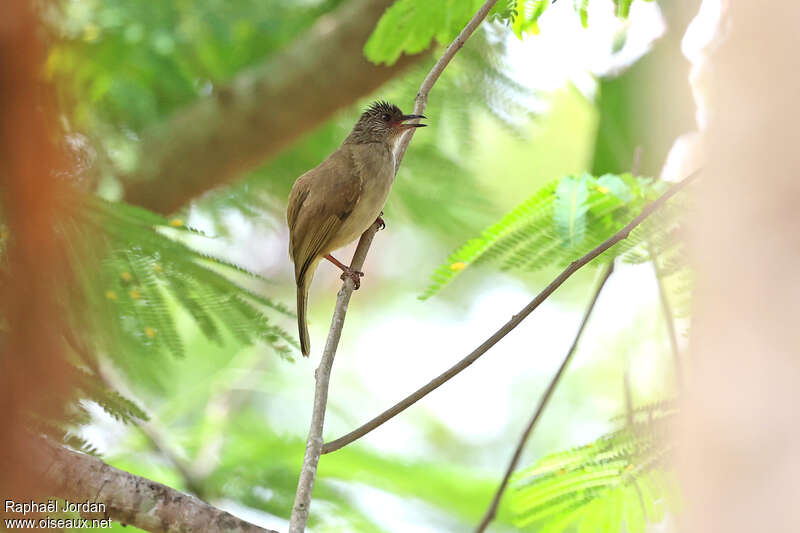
[340,268,364,290]
[375,211,386,231]
[324,253,363,289]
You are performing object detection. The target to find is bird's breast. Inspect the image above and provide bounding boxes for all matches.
[329,145,394,249]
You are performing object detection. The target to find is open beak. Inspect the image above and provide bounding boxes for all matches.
[398,114,427,129]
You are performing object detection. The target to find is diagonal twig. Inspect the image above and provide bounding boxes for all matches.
[322,169,701,455]
[288,2,501,530]
[474,261,615,532]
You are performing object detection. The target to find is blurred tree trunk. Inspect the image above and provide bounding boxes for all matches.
[0,0,73,502]
[681,2,800,533]
[122,0,423,214]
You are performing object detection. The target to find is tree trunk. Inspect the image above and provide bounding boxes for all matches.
[681,2,800,533]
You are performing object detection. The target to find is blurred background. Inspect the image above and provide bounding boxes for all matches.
[1,0,713,531]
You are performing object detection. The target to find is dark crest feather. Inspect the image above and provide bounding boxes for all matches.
[365,100,401,117]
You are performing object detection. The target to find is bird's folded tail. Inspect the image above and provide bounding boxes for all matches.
[296,273,312,357]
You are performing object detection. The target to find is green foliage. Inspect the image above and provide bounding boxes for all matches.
[22,364,148,455]
[511,401,678,532]
[71,366,149,424]
[365,0,486,65]
[508,1,549,36]
[63,192,297,381]
[366,0,651,64]
[420,173,668,299]
[44,0,344,195]
[46,0,341,135]
[1,187,296,445]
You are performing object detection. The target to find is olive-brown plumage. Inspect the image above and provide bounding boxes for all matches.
[287,101,426,356]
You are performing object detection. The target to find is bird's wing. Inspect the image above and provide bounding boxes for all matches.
[288,148,361,282]
[286,177,309,231]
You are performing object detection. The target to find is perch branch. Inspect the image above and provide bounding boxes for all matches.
[288,1,500,530]
[38,441,275,533]
[474,261,615,532]
[288,221,379,533]
[322,168,701,454]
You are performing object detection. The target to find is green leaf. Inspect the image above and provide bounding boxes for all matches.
[554,174,591,247]
[576,0,590,28]
[364,0,485,65]
[417,180,558,299]
[419,173,677,299]
[57,189,299,390]
[616,0,633,18]
[512,0,549,37]
[489,0,519,24]
[511,401,678,533]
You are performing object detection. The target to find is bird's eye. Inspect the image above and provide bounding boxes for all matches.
[382,113,391,122]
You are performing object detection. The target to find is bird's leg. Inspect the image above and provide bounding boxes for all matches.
[324,254,364,290]
[324,254,352,272]
[375,211,386,231]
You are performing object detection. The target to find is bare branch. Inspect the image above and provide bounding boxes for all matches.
[288,1,501,530]
[474,261,615,532]
[288,221,380,533]
[122,0,422,214]
[322,169,701,455]
[39,441,276,533]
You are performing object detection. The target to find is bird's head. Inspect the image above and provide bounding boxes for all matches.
[345,101,426,146]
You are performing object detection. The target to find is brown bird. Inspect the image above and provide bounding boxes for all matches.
[287,101,426,356]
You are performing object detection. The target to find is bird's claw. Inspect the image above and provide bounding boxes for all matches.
[376,212,386,231]
[341,268,364,290]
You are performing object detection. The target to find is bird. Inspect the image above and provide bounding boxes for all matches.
[287,101,426,356]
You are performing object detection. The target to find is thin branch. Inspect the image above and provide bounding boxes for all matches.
[322,168,701,455]
[288,1,500,531]
[648,243,683,388]
[475,261,615,533]
[39,440,276,533]
[288,222,379,533]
